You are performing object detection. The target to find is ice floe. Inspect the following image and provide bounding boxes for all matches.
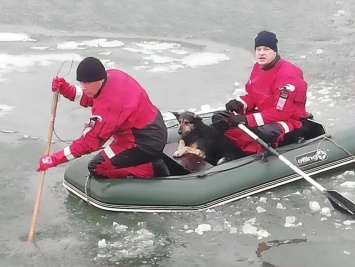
[276,203,285,209]
[143,54,175,64]
[340,181,355,188]
[343,171,355,176]
[320,207,332,217]
[0,53,82,72]
[284,216,302,227]
[98,239,107,248]
[94,224,159,262]
[0,104,15,117]
[256,206,266,213]
[0,32,35,42]
[113,222,128,232]
[57,39,124,50]
[242,218,270,239]
[259,197,267,203]
[283,191,302,198]
[0,130,18,133]
[30,46,50,50]
[335,10,346,16]
[181,52,229,67]
[343,220,355,226]
[194,224,212,235]
[309,201,321,212]
[136,41,180,51]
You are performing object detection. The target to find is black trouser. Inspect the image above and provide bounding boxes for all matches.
[255,123,283,146]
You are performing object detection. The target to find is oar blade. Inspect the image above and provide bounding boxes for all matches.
[325,190,355,216]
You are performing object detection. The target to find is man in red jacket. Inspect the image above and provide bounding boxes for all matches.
[37,57,169,178]
[213,31,308,154]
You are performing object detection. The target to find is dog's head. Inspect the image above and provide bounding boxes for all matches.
[172,111,202,137]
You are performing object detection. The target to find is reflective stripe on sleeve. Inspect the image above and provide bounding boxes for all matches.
[236,96,247,114]
[64,146,75,160]
[277,121,290,133]
[253,113,264,126]
[74,85,83,103]
[104,145,115,159]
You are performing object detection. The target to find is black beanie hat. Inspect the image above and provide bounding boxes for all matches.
[254,31,278,52]
[76,57,107,82]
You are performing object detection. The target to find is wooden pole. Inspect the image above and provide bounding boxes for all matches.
[28,91,59,242]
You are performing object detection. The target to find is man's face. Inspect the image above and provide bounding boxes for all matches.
[255,46,277,67]
[80,79,105,97]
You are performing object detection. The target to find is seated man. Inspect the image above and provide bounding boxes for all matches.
[213,30,308,155]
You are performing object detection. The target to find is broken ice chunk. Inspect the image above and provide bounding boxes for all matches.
[309,201,321,212]
[320,207,331,217]
[340,181,355,188]
[256,206,266,213]
[242,224,258,235]
[316,49,323,55]
[284,216,303,227]
[259,197,267,203]
[276,203,285,209]
[98,239,107,248]
[195,224,212,235]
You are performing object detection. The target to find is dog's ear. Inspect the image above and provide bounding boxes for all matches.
[194,114,203,121]
[170,111,180,120]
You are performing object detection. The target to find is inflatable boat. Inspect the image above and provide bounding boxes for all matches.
[63,111,355,212]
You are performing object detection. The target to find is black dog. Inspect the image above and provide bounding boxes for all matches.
[171,111,245,165]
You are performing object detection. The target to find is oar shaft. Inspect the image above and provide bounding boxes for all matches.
[238,124,326,192]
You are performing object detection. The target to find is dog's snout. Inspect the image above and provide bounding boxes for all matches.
[178,129,182,135]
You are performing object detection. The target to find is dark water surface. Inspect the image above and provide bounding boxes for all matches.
[1,1,355,266]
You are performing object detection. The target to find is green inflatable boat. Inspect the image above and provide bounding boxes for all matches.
[63,112,355,212]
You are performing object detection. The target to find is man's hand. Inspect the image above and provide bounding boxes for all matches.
[225,99,244,113]
[37,154,57,172]
[228,115,247,127]
[211,111,231,132]
[36,150,68,172]
[52,77,70,93]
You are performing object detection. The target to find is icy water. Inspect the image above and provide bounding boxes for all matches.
[1,1,355,266]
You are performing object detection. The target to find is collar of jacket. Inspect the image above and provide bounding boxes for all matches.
[94,78,108,98]
[261,55,281,71]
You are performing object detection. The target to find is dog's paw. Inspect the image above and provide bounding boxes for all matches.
[173,150,183,158]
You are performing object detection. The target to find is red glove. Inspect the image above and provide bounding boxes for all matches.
[52,77,71,94]
[36,150,69,172]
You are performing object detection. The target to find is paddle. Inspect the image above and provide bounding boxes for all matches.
[238,123,355,216]
[28,91,59,242]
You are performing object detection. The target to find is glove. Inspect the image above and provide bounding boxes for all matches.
[228,115,247,127]
[212,110,231,122]
[211,111,231,132]
[52,77,71,94]
[225,99,244,113]
[36,150,69,172]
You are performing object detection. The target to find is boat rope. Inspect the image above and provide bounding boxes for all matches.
[84,174,92,205]
[52,59,76,145]
[316,136,355,159]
